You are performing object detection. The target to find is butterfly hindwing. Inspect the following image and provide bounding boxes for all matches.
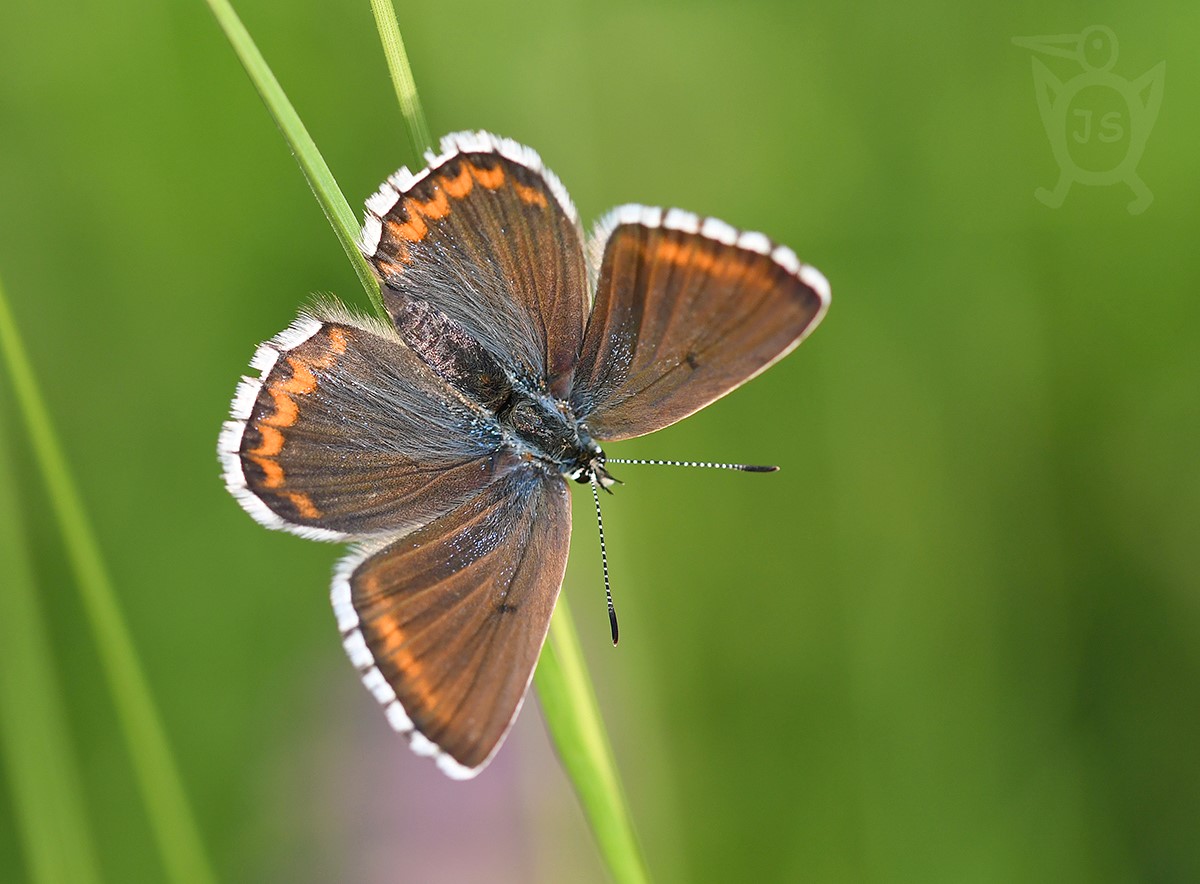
[570,206,830,441]
[220,308,521,540]
[333,468,572,778]
[362,131,589,398]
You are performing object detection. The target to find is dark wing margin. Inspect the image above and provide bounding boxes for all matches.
[332,468,571,779]
[361,131,589,398]
[218,304,519,540]
[569,205,830,441]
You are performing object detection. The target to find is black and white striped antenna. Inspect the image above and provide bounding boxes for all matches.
[590,477,618,645]
[605,458,779,472]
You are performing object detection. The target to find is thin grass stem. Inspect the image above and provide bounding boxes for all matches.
[204,0,385,317]
[0,378,103,884]
[535,595,651,883]
[0,275,217,884]
[368,0,434,156]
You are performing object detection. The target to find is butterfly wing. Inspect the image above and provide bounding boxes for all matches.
[569,206,830,441]
[362,131,588,398]
[334,468,571,778]
[219,306,520,540]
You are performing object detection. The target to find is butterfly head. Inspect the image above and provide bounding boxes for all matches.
[566,436,619,491]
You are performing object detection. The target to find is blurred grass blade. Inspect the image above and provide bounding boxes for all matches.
[368,0,433,156]
[365,8,650,879]
[0,383,102,884]
[0,275,217,884]
[535,595,651,884]
[204,0,385,317]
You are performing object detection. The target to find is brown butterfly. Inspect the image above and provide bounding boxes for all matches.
[218,131,829,778]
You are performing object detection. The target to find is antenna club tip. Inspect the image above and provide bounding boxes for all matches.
[744,464,780,473]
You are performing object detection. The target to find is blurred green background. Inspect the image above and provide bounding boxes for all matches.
[2,0,1198,881]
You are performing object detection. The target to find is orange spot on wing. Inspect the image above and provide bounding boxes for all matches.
[387,214,428,242]
[439,165,473,198]
[284,491,322,519]
[361,610,442,713]
[262,386,299,428]
[396,649,441,713]
[654,239,690,266]
[248,454,286,489]
[250,425,284,457]
[281,359,318,395]
[255,330,344,453]
[709,251,753,278]
[469,163,505,189]
[372,614,403,648]
[413,189,451,220]
[513,181,548,207]
[242,325,356,515]
[394,649,430,699]
[652,235,752,280]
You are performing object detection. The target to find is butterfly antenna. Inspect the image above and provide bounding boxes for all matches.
[605,458,779,472]
[590,477,619,645]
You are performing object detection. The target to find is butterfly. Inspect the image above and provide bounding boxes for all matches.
[218,131,829,779]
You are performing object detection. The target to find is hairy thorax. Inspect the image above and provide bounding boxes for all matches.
[389,291,607,483]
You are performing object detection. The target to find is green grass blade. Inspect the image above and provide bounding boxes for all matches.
[535,595,651,884]
[203,0,385,317]
[0,274,217,884]
[0,381,103,884]
[368,0,433,156]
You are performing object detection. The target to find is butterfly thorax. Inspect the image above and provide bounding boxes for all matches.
[500,394,613,488]
[389,290,610,485]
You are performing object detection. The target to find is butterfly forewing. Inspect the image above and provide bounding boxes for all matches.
[220,310,519,540]
[570,206,830,441]
[363,133,589,397]
[335,469,572,778]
